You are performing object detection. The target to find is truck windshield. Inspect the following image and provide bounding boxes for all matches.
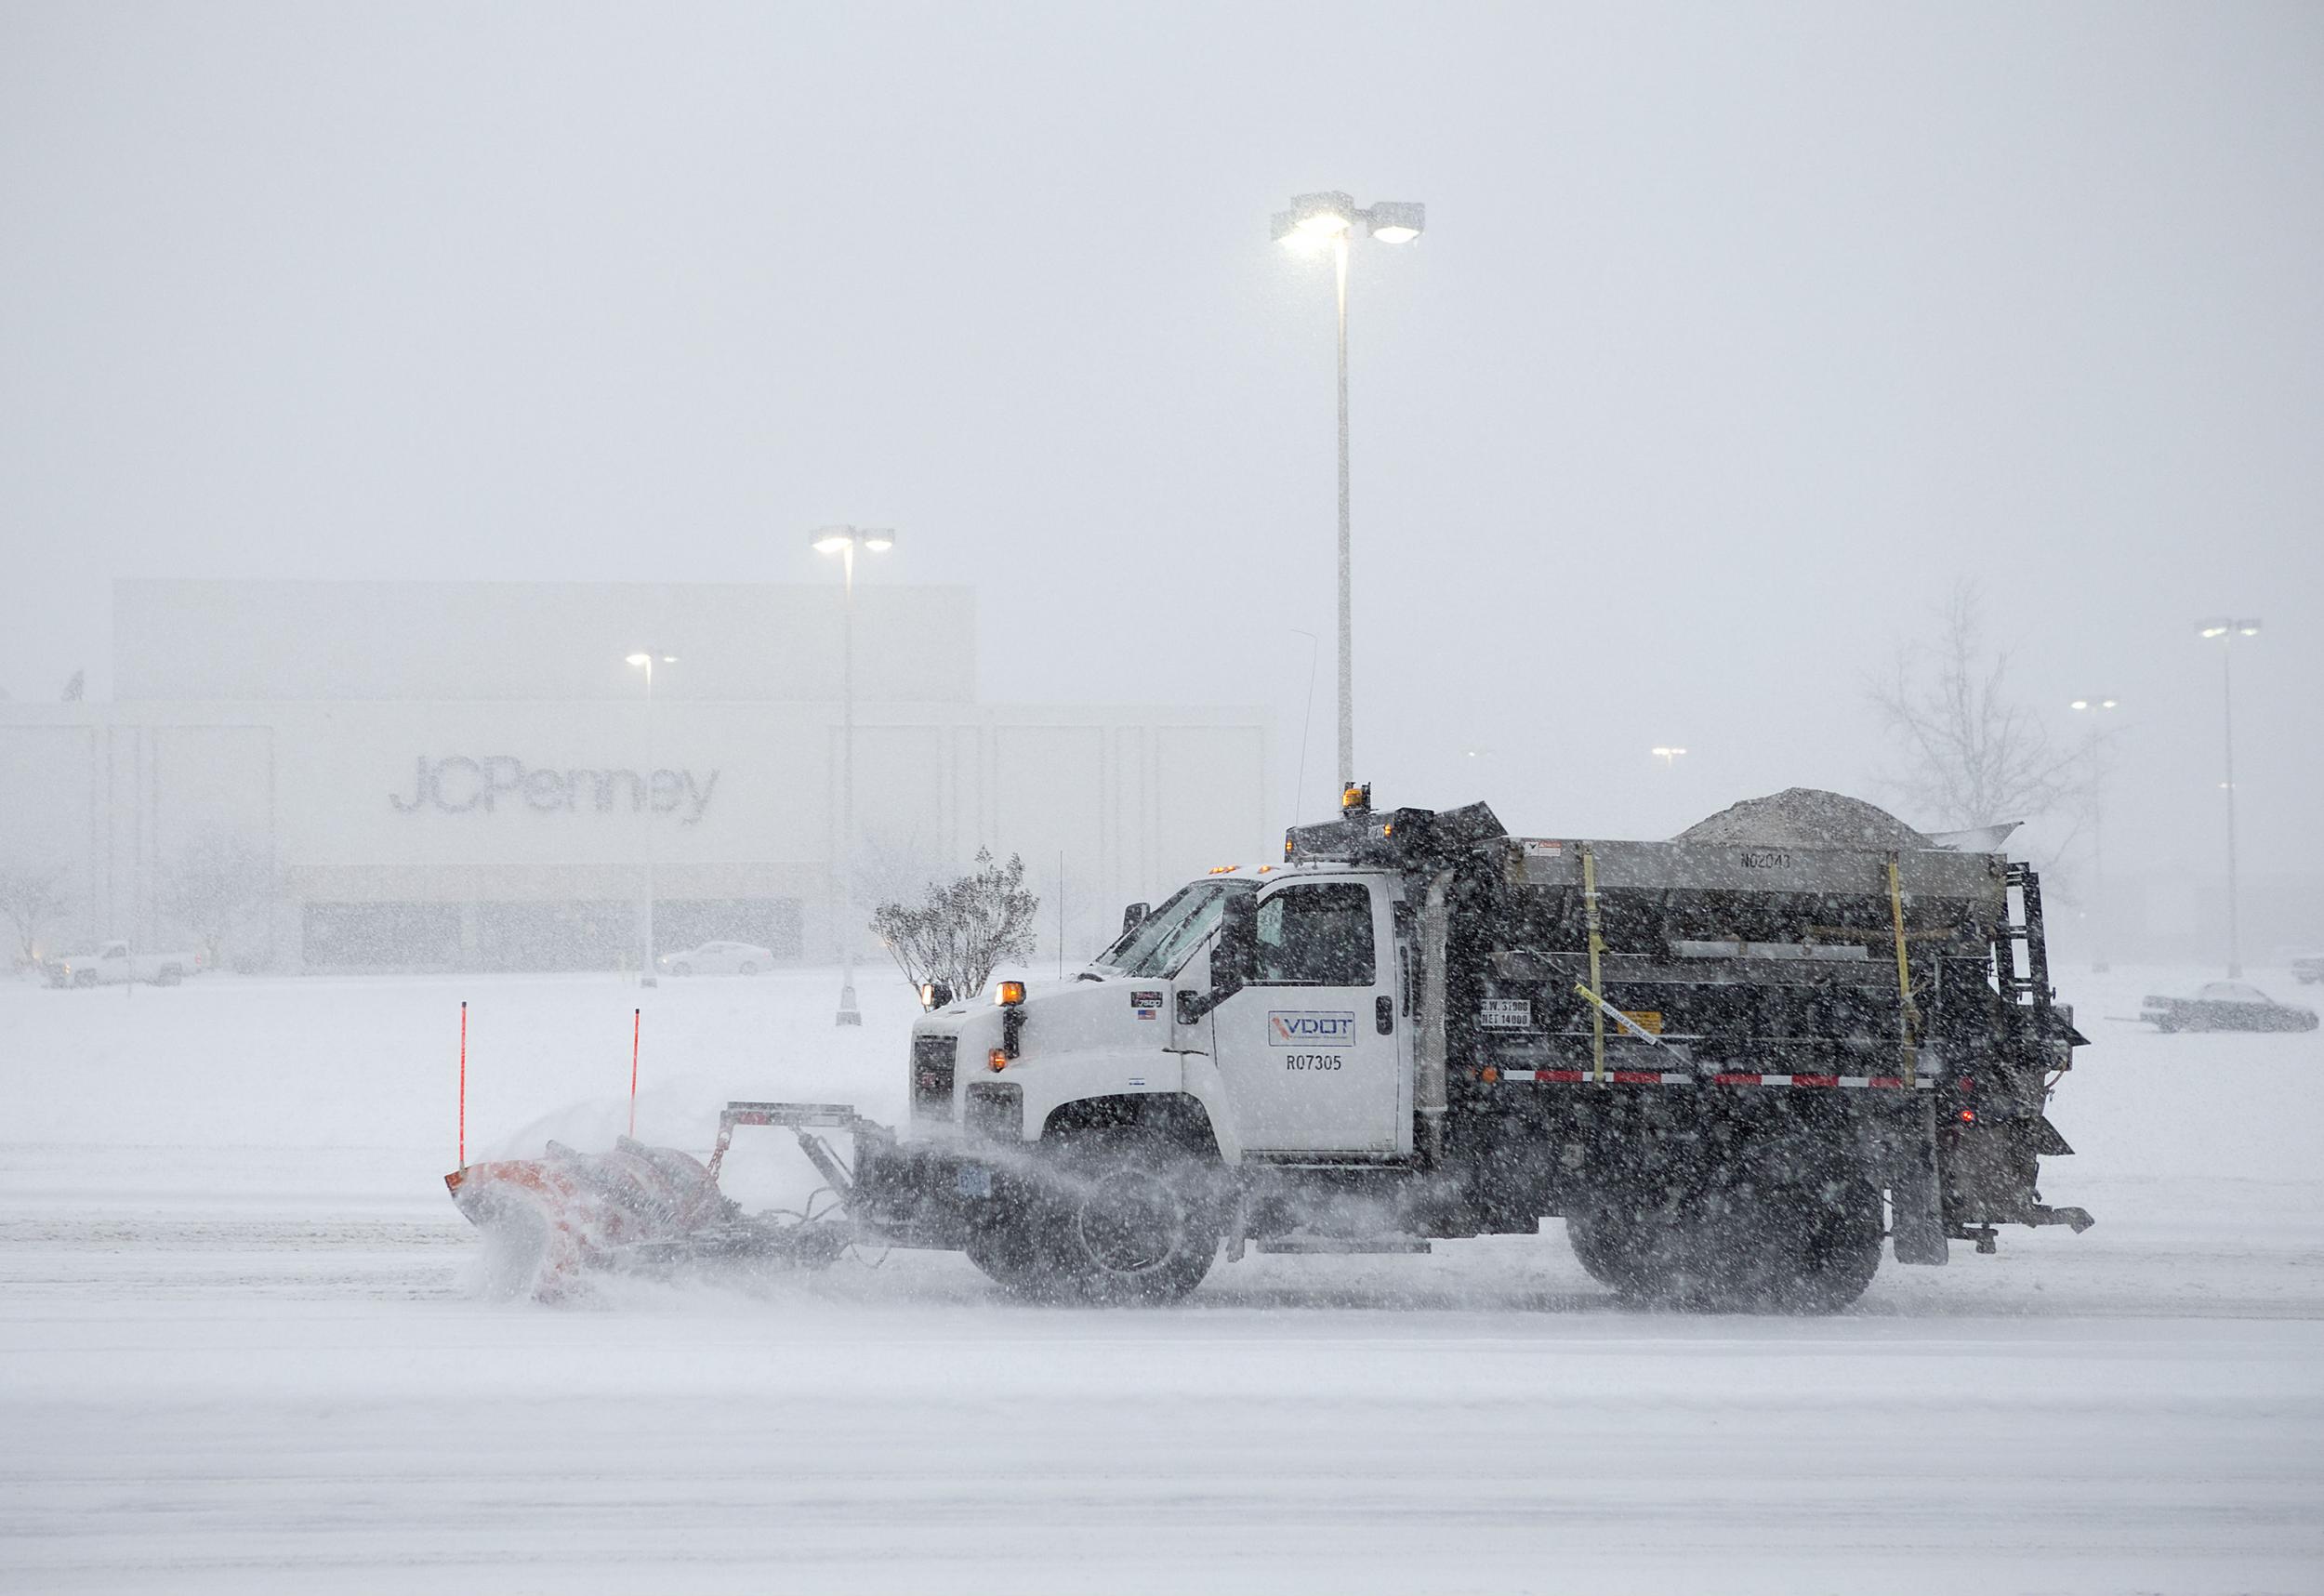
[1097,881,1255,978]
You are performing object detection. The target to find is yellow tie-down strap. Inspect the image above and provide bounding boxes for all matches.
[1886,858,1922,1087]
[1574,982,1662,1046]
[1582,845,1607,1081]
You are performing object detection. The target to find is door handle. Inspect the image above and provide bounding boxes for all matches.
[1376,995,1394,1035]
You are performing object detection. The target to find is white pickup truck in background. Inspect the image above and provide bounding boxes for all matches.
[43,942,204,988]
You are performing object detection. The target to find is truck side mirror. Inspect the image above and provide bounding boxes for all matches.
[1213,893,1258,998]
[1120,902,1150,934]
[1177,893,1260,1024]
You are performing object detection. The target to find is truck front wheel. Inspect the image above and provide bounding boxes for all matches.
[963,1220,1053,1300]
[1038,1133,1222,1306]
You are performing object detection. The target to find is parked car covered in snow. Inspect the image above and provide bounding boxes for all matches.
[655,941,776,977]
[2139,982,2317,1034]
[42,941,204,988]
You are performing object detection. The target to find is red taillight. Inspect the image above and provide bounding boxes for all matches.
[1959,1109,1976,1124]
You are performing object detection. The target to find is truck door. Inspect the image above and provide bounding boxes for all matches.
[1211,878,1404,1155]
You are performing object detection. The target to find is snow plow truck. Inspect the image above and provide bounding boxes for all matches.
[448,785,2092,1313]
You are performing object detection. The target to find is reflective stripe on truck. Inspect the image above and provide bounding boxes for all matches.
[1481,1068,1936,1088]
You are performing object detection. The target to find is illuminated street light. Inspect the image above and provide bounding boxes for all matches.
[2195,618,2263,976]
[814,527,897,1023]
[1268,190,1426,791]
[626,651,678,987]
[1652,747,1688,770]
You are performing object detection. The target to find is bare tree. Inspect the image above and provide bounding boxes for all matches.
[870,848,1039,1002]
[0,865,73,966]
[1868,581,2085,837]
[159,831,277,969]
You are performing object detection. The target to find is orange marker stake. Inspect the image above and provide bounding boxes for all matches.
[458,1000,469,1167]
[629,1007,640,1139]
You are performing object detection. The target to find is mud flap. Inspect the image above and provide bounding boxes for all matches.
[1870,1100,1948,1266]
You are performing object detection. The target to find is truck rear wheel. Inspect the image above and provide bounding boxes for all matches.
[1039,1133,1222,1306]
[1562,1207,1631,1288]
[1569,1157,1882,1314]
[1697,1164,1882,1313]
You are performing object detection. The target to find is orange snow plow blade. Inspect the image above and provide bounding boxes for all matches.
[445,1139,740,1298]
[446,1107,886,1299]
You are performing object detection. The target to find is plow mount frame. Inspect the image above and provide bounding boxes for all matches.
[706,1101,899,1202]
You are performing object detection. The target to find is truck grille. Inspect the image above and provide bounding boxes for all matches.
[964,1081,1022,1141]
[911,1034,957,1118]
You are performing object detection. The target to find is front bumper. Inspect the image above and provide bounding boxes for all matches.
[855,1135,1039,1251]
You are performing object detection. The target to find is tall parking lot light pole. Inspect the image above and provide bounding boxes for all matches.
[2067,696,2121,972]
[2196,620,2262,977]
[1271,191,1424,791]
[813,526,894,1025]
[626,651,677,987]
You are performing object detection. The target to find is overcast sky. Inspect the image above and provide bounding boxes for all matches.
[4,4,2318,896]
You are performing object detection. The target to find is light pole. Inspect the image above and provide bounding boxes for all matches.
[1287,627,1318,826]
[625,651,677,987]
[1271,191,1425,789]
[1651,746,1688,770]
[2067,696,2121,972]
[813,525,894,1025]
[2197,619,2261,977]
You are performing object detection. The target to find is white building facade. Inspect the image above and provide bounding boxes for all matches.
[0,581,1273,971]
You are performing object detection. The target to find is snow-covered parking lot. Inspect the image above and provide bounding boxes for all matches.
[4,965,2320,1594]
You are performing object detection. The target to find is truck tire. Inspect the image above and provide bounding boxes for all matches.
[1695,1163,1883,1313]
[1568,1157,1882,1314]
[1562,1209,1631,1288]
[1564,1191,1687,1301]
[963,1220,1054,1300]
[1039,1132,1222,1306]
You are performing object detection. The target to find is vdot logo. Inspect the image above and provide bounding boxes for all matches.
[1267,1010,1356,1047]
[390,756,720,824]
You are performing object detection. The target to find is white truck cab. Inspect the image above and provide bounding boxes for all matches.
[909,864,1411,1164]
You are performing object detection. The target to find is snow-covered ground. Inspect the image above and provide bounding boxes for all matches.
[3,961,2320,1593]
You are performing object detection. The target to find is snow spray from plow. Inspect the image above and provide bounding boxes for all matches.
[444,1002,892,1299]
[445,1104,887,1299]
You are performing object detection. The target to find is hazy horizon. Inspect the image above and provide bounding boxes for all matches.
[5,3,2317,928]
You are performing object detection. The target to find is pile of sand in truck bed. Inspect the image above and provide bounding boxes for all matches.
[1674,787,1930,851]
